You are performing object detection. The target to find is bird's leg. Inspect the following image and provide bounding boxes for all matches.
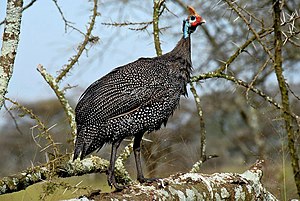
[107,140,124,190]
[133,133,158,183]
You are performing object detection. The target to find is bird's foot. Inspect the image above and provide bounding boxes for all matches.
[137,177,159,184]
[107,173,127,191]
[112,183,126,192]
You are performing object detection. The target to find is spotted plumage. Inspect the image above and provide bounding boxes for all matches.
[74,5,205,190]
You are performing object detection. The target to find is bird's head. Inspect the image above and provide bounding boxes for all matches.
[183,6,206,38]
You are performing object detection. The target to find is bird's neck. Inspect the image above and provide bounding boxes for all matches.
[169,36,192,63]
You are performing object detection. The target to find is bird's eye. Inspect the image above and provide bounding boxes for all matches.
[190,15,196,22]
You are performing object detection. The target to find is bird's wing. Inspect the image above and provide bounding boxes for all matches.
[75,58,169,125]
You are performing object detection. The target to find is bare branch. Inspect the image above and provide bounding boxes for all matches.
[55,0,99,83]
[153,0,165,56]
[190,72,300,122]
[189,83,218,172]
[214,28,273,74]
[286,82,300,101]
[3,101,24,135]
[224,0,275,61]
[272,0,300,196]
[246,58,271,100]
[4,97,59,156]
[102,21,152,31]
[51,0,80,34]
[37,64,76,141]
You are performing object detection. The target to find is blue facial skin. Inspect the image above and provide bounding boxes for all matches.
[183,20,190,39]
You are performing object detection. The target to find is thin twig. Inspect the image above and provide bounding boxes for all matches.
[190,72,300,122]
[55,0,99,83]
[246,58,271,100]
[190,83,206,161]
[214,28,273,74]
[286,82,300,101]
[102,21,152,30]
[224,0,274,61]
[4,97,59,156]
[3,101,24,135]
[0,0,37,26]
[37,64,76,141]
[51,0,83,34]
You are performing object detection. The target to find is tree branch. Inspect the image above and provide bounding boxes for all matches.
[37,64,76,140]
[214,28,273,74]
[0,0,36,26]
[4,97,60,156]
[82,160,278,201]
[55,0,99,83]
[272,0,300,197]
[0,0,23,110]
[224,0,274,62]
[153,0,165,56]
[189,83,218,172]
[0,155,132,195]
[190,72,300,122]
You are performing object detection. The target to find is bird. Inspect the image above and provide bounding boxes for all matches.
[73,5,205,190]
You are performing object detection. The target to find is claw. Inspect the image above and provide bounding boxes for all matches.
[107,171,127,191]
[138,177,159,184]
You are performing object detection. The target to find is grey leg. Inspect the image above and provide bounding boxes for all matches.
[107,140,124,190]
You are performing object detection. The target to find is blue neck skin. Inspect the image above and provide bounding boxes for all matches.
[183,20,190,39]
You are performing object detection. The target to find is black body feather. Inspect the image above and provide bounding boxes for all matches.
[74,37,192,160]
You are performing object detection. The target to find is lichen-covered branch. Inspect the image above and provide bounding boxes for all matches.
[224,0,274,61]
[57,156,132,185]
[190,72,300,122]
[0,0,23,110]
[81,160,277,201]
[37,64,76,139]
[214,28,273,74]
[0,0,36,26]
[153,0,165,56]
[55,0,98,83]
[4,97,60,156]
[117,141,133,162]
[0,164,50,195]
[272,0,300,197]
[190,83,206,158]
[0,155,132,195]
[189,83,218,172]
[0,154,70,195]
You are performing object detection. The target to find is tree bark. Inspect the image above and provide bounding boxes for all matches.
[69,160,278,201]
[0,157,278,201]
[0,156,132,195]
[0,0,23,109]
[272,0,300,197]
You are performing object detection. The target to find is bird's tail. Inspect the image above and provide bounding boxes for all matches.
[73,125,105,160]
[73,128,85,160]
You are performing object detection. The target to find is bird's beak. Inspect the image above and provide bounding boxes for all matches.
[199,17,206,26]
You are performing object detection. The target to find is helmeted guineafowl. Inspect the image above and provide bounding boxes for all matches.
[74,5,205,190]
